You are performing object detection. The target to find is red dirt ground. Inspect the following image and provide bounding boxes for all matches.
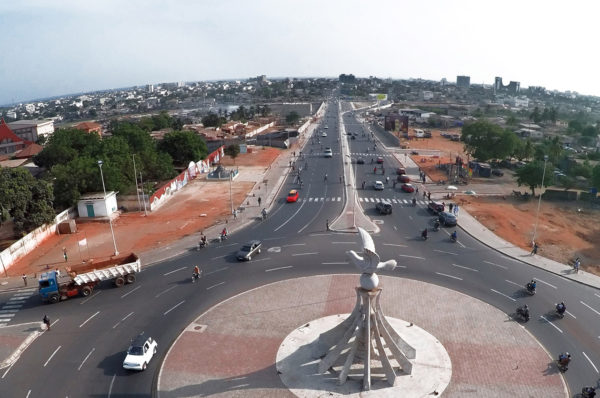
[9,146,282,277]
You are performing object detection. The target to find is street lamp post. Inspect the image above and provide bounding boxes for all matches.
[229,171,234,217]
[97,160,119,256]
[532,155,549,245]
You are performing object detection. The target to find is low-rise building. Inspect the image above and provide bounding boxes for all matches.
[75,121,102,136]
[0,118,29,155]
[7,119,54,142]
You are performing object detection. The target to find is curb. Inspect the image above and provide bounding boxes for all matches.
[0,324,42,370]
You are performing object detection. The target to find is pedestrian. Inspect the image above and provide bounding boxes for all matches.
[43,315,50,331]
[233,209,237,219]
[454,204,459,216]
[362,181,366,190]
[574,257,580,273]
[326,219,330,231]
[339,176,342,183]
[423,191,427,198]
[531,242,539,255]
[55,268,61,278]
[374,167,377,174]
[63,247,68,262]
[415,186,419,194]
[386,176,390,184]
[22,273,27,286]
[428,192,431,200]
[258,196,262,207]
[449,203,454,212]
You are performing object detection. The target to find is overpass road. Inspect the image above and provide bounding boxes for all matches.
[1,99,599,397]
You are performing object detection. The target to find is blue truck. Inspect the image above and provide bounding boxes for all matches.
[38,253,141,303]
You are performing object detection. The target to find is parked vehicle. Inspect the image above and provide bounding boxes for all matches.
[397,174,410,183]
[356,158,365,164]
[427,201,445,214]
[492,168,504,176]
[438,211,457,226]
[38,253,141,303]
[396,167,406,175]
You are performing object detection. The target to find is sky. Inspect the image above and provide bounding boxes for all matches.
[1,0,599,106]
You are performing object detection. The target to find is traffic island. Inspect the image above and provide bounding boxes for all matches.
[157,275,568,397]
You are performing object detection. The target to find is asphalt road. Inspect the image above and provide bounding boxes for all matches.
[2,99,600,397]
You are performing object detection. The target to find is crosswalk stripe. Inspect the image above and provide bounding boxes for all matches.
[391,199,397,203]
[0,313,15,317]
[0,310,19,313]
[337,197,341,201]
[309,198,313,202]
[0,319,12,323]
[359,197,364,202]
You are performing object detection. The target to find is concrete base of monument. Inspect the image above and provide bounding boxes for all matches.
[276,314,452,397]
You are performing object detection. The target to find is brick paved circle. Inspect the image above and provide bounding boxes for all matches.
[157,275,568,397]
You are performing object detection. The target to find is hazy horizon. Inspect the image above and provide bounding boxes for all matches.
[2,0,599,106]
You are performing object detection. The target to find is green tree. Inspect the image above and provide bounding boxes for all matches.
[224,144,240,164]
[285,111,300,125]
[530,107,541,123]
[506,115,518,126]
[34,128,102,169]
[0,168,55,235]
[460,120,517,162]
[158,130,207,167]
[581,125,597,137]
[514,138,534,160]
[515,160,553,196]
[202,112,225,127]
[592,164,600,188]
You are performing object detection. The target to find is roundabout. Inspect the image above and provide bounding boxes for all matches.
[157,275,567,397]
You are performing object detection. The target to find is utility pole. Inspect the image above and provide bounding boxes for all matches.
[132,154,141,212]
[139,171,148,216]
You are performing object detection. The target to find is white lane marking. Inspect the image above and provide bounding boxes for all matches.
[0,308,19,312]
[210,255,225,260]
[490,289,516,302]
[282,243,306,247]
[108,374,116,398]
[16,288,36,293]
[205,267,229,276]
[79,311,100,328]
[113,312,134,329]
[331,242,355,244]
[310,233,332,236]
[1,362,14,378]
[452,264,479,272]
[505,279,523,288]
[120,285,141,298]
[8,297,27,301]
[0,318,12,322]
[395,265,407,269]
[595,293,600,299]
[397,254,425,260]
[206,282,225,290]
[219,243,237,248]
[580,301,600,317]
[155,285,177,298]
[0,310,17,314]
[263,236,285,241]
[436,272,462,281]
[433,249,458,256]
[483,260,508,270]
[43,345,61,367]
[164,267,186,276]
[292,252,318,256]
[164,300,185,315]
[536,278,557,289]
[265,266,293,272]
[565,310,577,319]
[322,262,349,265]
[383,243,407,247]
[12,292,33,297]
[80,291,101,304]
[78,347,95,371]
[540,315,563,333]
[583,351,600,373]
[250,257,271,263]
[25,389,31,397]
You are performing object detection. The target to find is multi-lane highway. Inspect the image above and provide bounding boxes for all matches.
[2,99,599,397]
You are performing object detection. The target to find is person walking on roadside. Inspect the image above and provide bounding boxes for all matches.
[43,315,50,331]
[574,257,580,273]
[63,247,68,262]
[258,196,262,207]
[326,219,330,231]
[531,242,539,255]
[22,274,27,286]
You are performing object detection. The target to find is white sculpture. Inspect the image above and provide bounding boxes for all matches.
[347,227,397,290]
[314,227,414,390]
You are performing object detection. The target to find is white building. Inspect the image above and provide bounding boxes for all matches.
[5,110,17,119]
[7,119,54,142]
[77,192,118,218]
[24,104,35,113]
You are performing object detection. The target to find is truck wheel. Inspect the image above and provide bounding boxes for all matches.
[81,286,92,297]
[49,294,60,304]
[142,362,147,370]
[125,274,136,284]
[114,277,125,287]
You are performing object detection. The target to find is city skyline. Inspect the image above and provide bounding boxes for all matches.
[1,0,599,105]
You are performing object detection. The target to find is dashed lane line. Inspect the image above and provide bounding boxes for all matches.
[43,345,61,367]
[79,311,100,328]
[292,252,318,256]
[120,285,141,298]
[265,266,293,272]
[155,286,177,298]
[540,315,563,334]
[164,267,186,276]
[112,312,134,329]
[206,282,225,290]
[204,267,229,276]
[435,272,462,281]
[483,260,508,270]
[78,347,95,371]
[490,288,516,302]
[397,254,425,260]
[505,279,523,288]
[583,351,600,374]
[322,262,348,265]
[452,264,478,272]
[80,290,101,304]
[383,243,407,247]
[536,278,557,289]
[580,301,600,317]
[433,249,458,256]
[164,300,185,315]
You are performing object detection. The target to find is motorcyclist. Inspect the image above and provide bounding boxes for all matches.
[421,229,428,240]
[517,304,529,319]
[526,279,536,292]
[433,220,440,230]
[193,265,200,282]
[558,352,571,367]
[221,227,228,239]
[582,386,596,398]
[412,198,417,206]
[451,230,457,241]
[556,301,566,314]
[261,208,267,220]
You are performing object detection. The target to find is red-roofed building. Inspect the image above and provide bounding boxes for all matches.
[75,121,102,136]
[0,118,30,155]
[14,143,43,159]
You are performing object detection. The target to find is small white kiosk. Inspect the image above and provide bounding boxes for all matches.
[77,191,118,218]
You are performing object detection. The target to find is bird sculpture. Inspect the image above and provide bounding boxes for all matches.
[347,227,397,289]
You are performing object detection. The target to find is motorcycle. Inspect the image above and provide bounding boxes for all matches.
[421,230,428,240]
[433,223,440,232]
[556,306,565,319]
[582,386,596,398]
[525,283,536,296]
[219,233,228,242]
[192,270,202,283]
[516,306,530,322]
[556,357,569,372]
[450,234,457,243]
[197,239,208,250]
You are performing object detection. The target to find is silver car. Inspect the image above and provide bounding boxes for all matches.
[236,240,262,261]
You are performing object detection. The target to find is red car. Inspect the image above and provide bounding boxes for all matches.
[396,167,406,175]
[376,156,384,164]
[397,174,410,183]
[401,183,415,193]
[287,190,299,203]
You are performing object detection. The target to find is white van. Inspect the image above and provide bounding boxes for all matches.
[414,129,425,138]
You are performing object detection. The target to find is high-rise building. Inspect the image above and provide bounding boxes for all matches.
[494,77,520,94]
[147,84,154,93]
[456,75,470,89]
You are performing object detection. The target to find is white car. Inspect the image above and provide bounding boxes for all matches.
[373,181,385,191]
[123,334,158,371]
[321,132,328,137]
[324,148,333,158]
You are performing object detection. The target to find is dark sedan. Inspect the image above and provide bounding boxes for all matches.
[438,212,457,226]
[236,240,262,261]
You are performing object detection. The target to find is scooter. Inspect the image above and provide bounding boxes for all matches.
[192,270,202,283]
[516,306,530,322]
[556,306,565,319]
[582,386,596,398]
[525,283,536,296]
[197,240,208,250]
